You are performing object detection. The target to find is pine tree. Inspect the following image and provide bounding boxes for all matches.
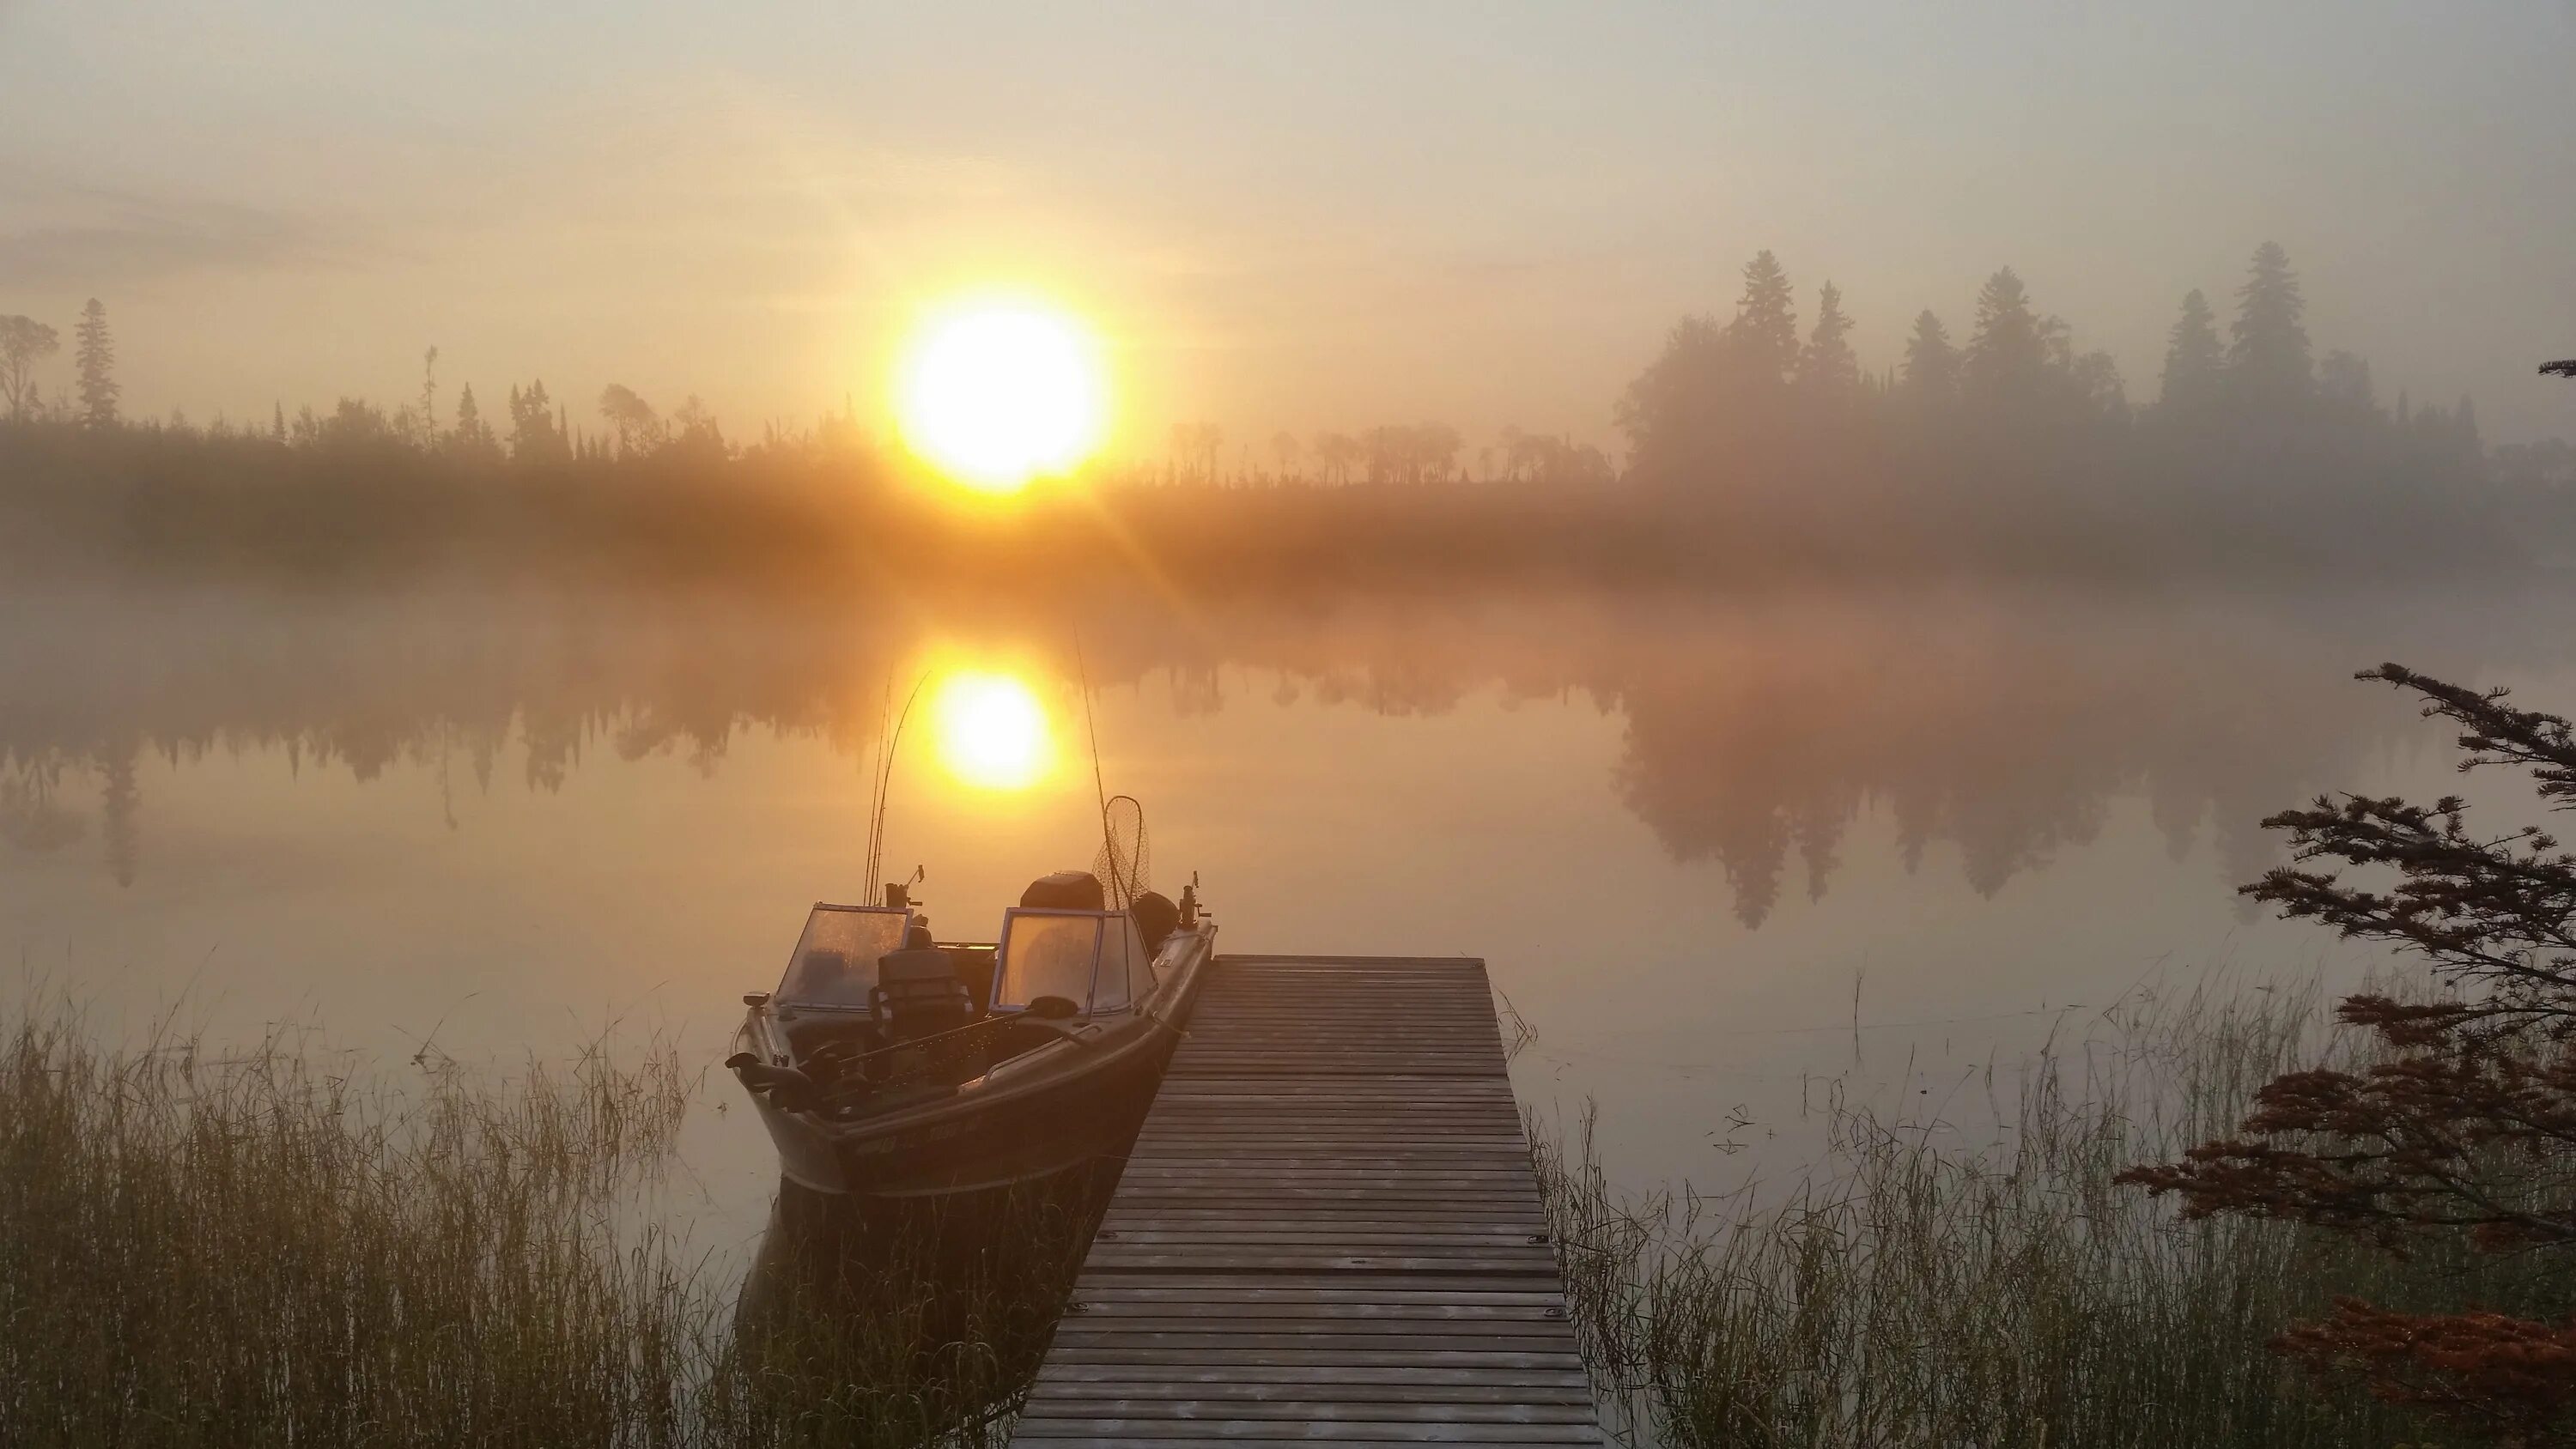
[2158,289,2223,410]
[2227,241,2312,410]
[1901,310,1957,403]
[73,300,118,428]
[272,402,286,444]
[1962,268,2044,401]
[507,380,568,464]
[1795,282,1860,395]
[1728,251,1799,385]
[451,382,498,460]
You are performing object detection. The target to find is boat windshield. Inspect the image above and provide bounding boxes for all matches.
[992,910,1156,1015]
[994,911,1103,1010]
[776,904,913,1009]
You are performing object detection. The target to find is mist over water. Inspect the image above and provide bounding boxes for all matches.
[8,573,2567,1258]
[9,7,2576,1440]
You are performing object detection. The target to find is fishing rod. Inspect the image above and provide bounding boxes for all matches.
[1072,634,1132,912]
[863,669,933,897]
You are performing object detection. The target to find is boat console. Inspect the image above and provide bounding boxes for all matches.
[737,872,1183,1121]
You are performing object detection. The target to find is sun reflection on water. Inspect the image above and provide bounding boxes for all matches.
[927,670,1053,790]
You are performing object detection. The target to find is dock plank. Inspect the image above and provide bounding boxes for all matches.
[1008,955,1602,1446]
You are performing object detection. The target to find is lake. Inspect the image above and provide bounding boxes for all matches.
[4,575,2567,1271]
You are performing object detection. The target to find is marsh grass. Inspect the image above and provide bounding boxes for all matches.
[23,980,2570,1448]
[1535,982,2575,1448]
[0,1009,1090,1447]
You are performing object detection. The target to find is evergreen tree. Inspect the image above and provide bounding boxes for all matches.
[1796,282,1860,395]
[450,382,501,460]
[2227,240,2312,409]
[1962,268,2044,402]
[271,402,286,444]
[1728,250,1799,385]
[1900,310,1957,403]
[2157,289,2223,410]
[1613,313,1728,485]
[73,300,118,428]
[506,380,568,464]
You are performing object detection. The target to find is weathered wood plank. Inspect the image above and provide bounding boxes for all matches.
[1033,1364,1594,1388]
[1015,1410,1597,1431]
[1013,1421,1601,1442]
[1073,1288,1569,1307]
[1027,1379,1596,1404]
[1008,955,1603,1447]
[1044,1347,1587,1370]
[1072,1278,1558,1297]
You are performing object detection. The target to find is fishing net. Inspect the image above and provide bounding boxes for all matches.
[1092,795,1150,909]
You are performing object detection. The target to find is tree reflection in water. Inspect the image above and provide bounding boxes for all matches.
[1,580,2567,925]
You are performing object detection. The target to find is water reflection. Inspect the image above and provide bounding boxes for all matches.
[3,581,2566,925]
[925,670,1054,791]
[732,1166,1116,1437]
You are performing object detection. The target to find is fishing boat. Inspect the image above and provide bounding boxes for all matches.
[726,837,1215,1199]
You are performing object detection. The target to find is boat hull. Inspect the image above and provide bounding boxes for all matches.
[738,924,1212,1200]
[744,1018,1179,1197]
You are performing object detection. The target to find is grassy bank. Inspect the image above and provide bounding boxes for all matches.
[0,1011,1092,1448]
[12,987,2567,1446]
[1534,983,2573,1447]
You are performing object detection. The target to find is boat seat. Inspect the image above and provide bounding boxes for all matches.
[874,948,975,1040]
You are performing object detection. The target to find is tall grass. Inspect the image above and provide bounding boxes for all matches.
[20,983,2567,1447]
[1536,983,2571,1448]
[0,1010,1091,1447]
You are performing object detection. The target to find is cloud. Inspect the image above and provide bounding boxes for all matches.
[0,180,348,288]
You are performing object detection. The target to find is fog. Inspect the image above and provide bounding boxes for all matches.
[16,12,2576,1435]
[3,1,2571,454]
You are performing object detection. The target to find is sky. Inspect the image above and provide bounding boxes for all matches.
[3,1,2572,457]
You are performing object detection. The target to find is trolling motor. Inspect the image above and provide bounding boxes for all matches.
[726,1055,823,1113]
[883,864,924,911]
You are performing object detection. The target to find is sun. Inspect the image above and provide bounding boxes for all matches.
[895,300,1108,493]
[928,671,1053,790]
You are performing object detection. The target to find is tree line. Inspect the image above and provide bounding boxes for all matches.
[0,299,121,430]
[1611,242,2574,568]
[1149,421,1614,490]
[3,250,2571,585]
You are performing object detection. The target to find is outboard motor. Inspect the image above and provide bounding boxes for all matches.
[1020,870,1105,911]
[1133,890,1181,953]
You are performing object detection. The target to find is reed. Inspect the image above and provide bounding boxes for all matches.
[1534,981,2574,1447]
[20,982,2561,1447]
[0,1009,1088,1447]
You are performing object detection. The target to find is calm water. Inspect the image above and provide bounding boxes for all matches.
[4,577,2568,1264]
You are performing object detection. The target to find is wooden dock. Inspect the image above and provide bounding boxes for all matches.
[1010,954,1605,1446]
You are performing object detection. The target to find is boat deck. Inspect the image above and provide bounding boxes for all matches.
[1009,954,1604,1446]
